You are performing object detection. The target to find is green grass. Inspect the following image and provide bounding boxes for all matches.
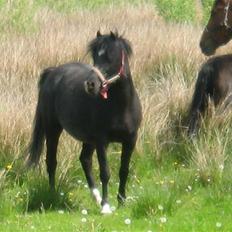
[153,0,214,24]
[1,151,232,231]
[2,127,232,231]
[153,0,196,23]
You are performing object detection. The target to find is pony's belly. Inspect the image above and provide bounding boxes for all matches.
[61,121,94,141]
[63,123,131,144]
[66,127,96,144]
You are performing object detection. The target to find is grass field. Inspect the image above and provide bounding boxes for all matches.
[2,0,232,231]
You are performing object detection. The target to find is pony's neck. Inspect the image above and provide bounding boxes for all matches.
[109,58,135,103]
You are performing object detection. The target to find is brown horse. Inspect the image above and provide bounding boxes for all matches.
[188,54,232,136]
[200,0,232,56]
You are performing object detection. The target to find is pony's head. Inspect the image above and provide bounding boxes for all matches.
[88,31,132,77]
[200,0,232,56]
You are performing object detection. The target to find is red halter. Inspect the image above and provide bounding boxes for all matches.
[95,51,125,99]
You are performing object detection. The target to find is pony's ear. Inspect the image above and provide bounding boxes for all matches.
[110,31,116,40]
[97,30,102,37]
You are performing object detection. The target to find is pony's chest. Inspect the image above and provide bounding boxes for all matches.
[109,112,134,135]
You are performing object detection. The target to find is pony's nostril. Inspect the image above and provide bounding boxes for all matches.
[89,82,95,89]
[87,81,95,90]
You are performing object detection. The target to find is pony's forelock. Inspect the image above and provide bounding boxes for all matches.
[88,32,133,58]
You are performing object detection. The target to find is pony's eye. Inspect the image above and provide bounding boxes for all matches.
[98,49,105,57]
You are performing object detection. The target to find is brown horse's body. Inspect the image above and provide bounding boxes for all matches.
[200,0,232,56]
[189,0,232,135]
[188,54,232,135]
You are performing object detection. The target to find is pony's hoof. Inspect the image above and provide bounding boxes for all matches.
[92,188,102,205]
[101,203,112,214]
[117,193,126,205]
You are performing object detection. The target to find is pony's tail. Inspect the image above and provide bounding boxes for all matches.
[26,100,45,167]
[187,64,212,137]
[26,70,51,167]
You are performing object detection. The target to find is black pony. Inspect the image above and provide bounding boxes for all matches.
[188,54,232,136]
[27,31,142,214]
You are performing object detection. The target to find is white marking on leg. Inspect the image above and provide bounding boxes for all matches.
[101,203,112,214]
[92,188,102,205]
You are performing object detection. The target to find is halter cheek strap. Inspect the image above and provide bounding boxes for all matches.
[224,0,231,29]
[93,50,126,99]
[118,51,125,77]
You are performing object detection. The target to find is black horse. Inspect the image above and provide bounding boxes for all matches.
[188,54,232,136]
[27,31,142,214]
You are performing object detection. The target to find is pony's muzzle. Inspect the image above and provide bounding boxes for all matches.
[200,40,216,56]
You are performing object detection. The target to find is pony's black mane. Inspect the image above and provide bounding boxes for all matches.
[88,32,133,58]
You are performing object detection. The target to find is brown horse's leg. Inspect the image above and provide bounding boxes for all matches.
[45,127,62,191]
[117,137,136,205]
[96,143,111,213]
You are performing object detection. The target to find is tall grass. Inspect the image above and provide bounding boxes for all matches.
[0,0,214,35]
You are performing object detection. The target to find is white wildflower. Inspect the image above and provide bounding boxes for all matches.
[110,206,116,211]
[81,218,87,223]
[160,217,167,223]
[124,218,131,225]
[219,164,224,171]
[176,199,181,204]
[158,205,164,211]
[81,209,88,215]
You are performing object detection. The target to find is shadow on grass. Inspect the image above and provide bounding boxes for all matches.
[26,177,77,212]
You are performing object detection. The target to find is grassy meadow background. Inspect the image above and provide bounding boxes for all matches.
[2,0,232,231]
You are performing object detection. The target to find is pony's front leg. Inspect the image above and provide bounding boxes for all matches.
[79,143,102,205]
[117,137,136,205]
[96,143,112,214]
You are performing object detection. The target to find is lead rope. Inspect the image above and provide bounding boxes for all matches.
[224,0,231,29]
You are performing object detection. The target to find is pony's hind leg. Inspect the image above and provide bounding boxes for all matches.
[117,137,136,205]
[96,143,111,214]
[79,143,101,205]
[45,126,62,191]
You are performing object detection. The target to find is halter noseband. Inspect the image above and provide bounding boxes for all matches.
[92,50,125,99]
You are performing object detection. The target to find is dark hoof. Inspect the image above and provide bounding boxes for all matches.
[117,193,126,206]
